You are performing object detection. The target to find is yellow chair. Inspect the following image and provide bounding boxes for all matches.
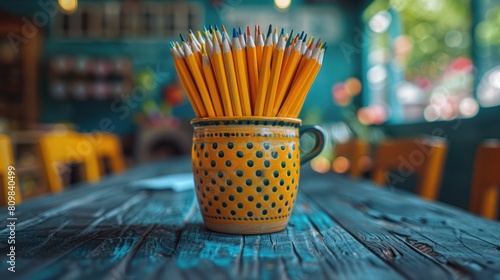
[372,137,448,200]
[469,139,500,219]
[0,135,22,206]
[88,133,126,176]
[38,132,101,193]
[333,140,371,178]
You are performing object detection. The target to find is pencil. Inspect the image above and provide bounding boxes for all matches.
[222,34,243,116]
[202,49,224,116]
[290,48,324,117]
[272,36,303,116]
[169,26,324,119]
[254,25,274,116]
[246,26,259,108]
[255,26,264,71]
[232,29,252,116]
[264,30,285,116]
[170,45,205,117]
[281,30,294,70]
[211,33,234,116]
[182,42,216,117]
[277,46,321,117]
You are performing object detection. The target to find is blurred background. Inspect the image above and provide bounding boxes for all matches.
[1,0,499,212]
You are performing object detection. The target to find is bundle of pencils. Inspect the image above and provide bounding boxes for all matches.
[169,24,326,118]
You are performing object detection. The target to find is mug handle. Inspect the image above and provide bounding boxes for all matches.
[299,125,326,165]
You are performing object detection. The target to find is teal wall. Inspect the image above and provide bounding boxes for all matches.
[1,0,361,135]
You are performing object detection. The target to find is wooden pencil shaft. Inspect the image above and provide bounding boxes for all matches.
[264,36,285,116]
[211,39,234,116]
[291,50,324,117]
[222,39,243,116]
[277,53,319,117]
[246,36,259,109]
[183,44,216,117]
[172,50,206,117]
[272,42,303,116]
[202,55,225,116]
[289,62,321,117]
[254,35,274,116]
[232,37,252,116]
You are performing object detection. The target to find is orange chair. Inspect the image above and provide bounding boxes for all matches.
[38,132,101,193]
[469,139,500,219]
[0,135,22,206]
[87,133,125,176]
[333,139,371,178]
[372,137,448,200]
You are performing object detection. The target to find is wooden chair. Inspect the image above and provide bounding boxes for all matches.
[372,137,448,200]
[333,139,371,178]
[469,139,500,219]
[87,133,125,176]
[0,135,22,206]
[38,132,101,193]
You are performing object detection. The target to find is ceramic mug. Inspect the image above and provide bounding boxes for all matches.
[191,117,325,234]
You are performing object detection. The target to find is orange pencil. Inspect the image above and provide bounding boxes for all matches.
[202,49,224,116]
[264,31,285,116]
[255,26,264,71]
[254,25,274,116]
[290,48,324,117]
[170,45,205,117]
[182,42,216,117]
[222,35,243,116]
[232,30,252,116]
[278,47,321,117]
[246,26,259,108]
[211,33,234,116]
[272,37,303,116]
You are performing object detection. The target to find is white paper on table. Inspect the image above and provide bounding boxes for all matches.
[129,173,194,192]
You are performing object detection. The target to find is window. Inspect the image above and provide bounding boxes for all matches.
[363,0,475,123]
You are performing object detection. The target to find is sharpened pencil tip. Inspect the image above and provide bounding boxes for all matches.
[280,28,284,36]
[267,24,272,37]
[238,27,242,35]
[203,25,207,32]
[247,26,251,35]
[221,32,226,41]
[215,25,219,31]
[302,34,307,42]
[233,28,238,38]
[286,30,294,46]
[189,29,194,34]
[180,33,186,42]
[299,31,304,40]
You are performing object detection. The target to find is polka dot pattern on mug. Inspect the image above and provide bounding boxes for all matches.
[192,129,300,222]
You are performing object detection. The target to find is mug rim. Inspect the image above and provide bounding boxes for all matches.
[191,116,302,126]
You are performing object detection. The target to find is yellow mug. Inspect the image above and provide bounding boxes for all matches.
[191,117,325,234]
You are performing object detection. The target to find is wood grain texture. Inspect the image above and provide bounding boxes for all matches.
[0,158,499,280]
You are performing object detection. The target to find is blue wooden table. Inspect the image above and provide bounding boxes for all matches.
[1,157,499,280]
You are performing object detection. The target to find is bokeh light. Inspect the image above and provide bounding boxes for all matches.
[58,0,78,14]
[367,65,387,84]
[332,156,350,174]
[369,11,392,33]
[459,97,479,118]
[311,156,331,174]
[344,78,362,96]
[274,0,291,10]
